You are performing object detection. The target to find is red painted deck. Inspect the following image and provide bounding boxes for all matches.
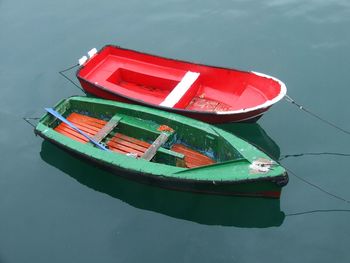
[54,113,215,167]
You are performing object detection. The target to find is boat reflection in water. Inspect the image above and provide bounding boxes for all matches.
[217,123,280,161]
[40,122,284,228]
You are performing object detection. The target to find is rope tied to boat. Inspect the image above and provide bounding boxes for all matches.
[285,167,350,204]
[279,151,350,205]
[59,63,86,93]
[280,151,350,161]
[284,94,350,136]
[23,117,40,128]
[285,209,350,217]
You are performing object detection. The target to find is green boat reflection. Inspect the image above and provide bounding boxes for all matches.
[217,123,280,161]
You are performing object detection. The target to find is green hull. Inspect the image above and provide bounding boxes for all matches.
[35,96,288,198]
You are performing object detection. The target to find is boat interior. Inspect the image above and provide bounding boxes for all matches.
[78,46,282,112]
[44,100,244,168]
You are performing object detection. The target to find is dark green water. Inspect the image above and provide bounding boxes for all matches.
[1,0,350,262]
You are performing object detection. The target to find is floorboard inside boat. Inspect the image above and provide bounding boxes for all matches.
[54,113,215,168]
[186,97,235,112]
[171,144,215,168]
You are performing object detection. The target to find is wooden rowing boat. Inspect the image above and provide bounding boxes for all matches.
[76,45,287,123]
[34,96,288,198]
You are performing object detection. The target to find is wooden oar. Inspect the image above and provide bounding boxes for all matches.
[45,108,108,151]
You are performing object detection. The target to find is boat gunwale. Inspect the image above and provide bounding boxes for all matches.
[76,44,287,116]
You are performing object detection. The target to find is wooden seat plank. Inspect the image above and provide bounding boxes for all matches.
[160,71,200,108]
[141,133,169,161]
[92,115,122,143]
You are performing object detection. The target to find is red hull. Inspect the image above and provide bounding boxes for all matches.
[77,45,286,124]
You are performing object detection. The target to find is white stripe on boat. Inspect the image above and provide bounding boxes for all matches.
[160,71,200,108]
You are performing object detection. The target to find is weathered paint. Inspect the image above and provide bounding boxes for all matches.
[35,96,288,198]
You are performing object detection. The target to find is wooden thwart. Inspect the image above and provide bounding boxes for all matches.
[92,115,122,143]
[141,133,169,161]
[160,71,200,107]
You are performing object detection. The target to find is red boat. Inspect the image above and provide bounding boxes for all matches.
[76,45,287,123]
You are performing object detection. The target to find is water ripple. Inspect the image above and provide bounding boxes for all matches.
[265,0,350,23]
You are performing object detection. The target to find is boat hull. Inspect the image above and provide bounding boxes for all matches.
[36,132,286,199]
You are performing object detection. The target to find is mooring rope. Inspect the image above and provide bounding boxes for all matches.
[285,209,350,217]
[280,152,350,161]
[285,167,350,204]
[23,117,40,128]
[282,95,350,203]
[285,95,350,136]
[59,64,85,93]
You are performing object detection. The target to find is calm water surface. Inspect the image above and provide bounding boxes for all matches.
[1,0,350,262]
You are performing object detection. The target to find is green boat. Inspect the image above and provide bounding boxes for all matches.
[34,96,288,198]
